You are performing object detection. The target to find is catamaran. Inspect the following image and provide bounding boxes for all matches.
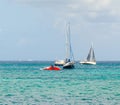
[80,44,96,65]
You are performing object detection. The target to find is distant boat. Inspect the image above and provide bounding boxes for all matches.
[43,65,61,71]
[54,60,65,66]
[80,44,96,65]
[63,23,74,69]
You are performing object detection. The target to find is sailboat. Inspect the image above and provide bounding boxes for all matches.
[63,23,75,69]
[80,44,96,65]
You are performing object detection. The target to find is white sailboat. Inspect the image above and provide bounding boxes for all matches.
[63,23,74,69]
[80,44,96,65]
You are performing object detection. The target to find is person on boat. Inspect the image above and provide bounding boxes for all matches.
[65,58,70,63]
[43,64,61,70]
[50,65,54,69]
[68,59,70,62]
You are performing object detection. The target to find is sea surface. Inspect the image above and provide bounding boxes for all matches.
[0,61,120,105]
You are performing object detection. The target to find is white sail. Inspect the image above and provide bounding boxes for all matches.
[87,46,96,62]
[80,44,96,65]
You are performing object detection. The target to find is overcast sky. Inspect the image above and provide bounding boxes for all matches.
[0,0,120,61]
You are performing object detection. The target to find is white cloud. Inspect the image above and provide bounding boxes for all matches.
[85,0,111,10]
[12,0,120,23]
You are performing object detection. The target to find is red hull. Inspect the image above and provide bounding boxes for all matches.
[43,66,61,71]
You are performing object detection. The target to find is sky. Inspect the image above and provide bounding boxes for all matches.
[0,0,120,61]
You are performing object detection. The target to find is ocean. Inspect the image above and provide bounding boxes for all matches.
[0,61,120,105]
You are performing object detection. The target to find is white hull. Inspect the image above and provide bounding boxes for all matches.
[54,60,65,66]
[80,61,96,65]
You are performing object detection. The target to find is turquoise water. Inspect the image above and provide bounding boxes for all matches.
[0,61,120,105]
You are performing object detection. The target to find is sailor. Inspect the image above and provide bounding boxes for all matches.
[51,65,54,68]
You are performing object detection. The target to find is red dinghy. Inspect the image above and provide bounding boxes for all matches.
[43,65,61,71]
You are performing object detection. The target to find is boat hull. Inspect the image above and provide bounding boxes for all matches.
[54,60,65,66]
[80,61,96,65]
[54,63,64,66]
[43,66,61,70]
[63,62,74,69]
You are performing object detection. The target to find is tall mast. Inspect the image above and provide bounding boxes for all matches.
[65,23,70,59]
[65,22,74,61]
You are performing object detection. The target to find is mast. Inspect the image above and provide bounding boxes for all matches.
[65,23,70,59]
[65,22,74,61]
